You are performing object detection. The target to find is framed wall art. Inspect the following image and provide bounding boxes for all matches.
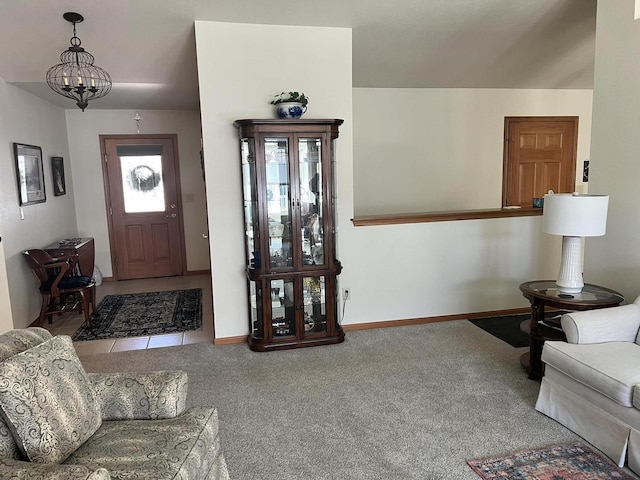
[51,156,66,196]
[13,143,46,206]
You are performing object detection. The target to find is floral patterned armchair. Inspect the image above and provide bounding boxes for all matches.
[0,328,230,480]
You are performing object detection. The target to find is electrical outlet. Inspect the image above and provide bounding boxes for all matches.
[343,288,351,301]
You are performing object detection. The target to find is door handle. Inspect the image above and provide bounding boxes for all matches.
[166,213,177,218]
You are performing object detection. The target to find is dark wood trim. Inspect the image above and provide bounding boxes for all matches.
[185,269,211,276]
[99,136,118,280]
[234,119,342,143]
[352,207,542,227]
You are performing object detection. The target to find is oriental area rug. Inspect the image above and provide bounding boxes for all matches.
[72,289,202,341]
[467,442,636,479]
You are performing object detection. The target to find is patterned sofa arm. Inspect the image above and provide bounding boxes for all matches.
[0,457,110,479]
[88,371,188,421]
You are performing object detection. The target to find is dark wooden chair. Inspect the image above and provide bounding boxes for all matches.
[23,249,96,328]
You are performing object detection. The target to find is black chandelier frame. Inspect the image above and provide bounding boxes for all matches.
[46,12,112,111]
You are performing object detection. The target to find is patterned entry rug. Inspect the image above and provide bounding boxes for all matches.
[73,289,202,341]
[467,442,637,479]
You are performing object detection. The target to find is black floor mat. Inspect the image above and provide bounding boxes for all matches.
[469,312,567,347]
[469,314,532,347]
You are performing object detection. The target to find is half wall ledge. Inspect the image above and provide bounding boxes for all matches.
[351,207,543,227]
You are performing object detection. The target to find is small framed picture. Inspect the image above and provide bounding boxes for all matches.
[51,156,66,196]
[13,143,46,206]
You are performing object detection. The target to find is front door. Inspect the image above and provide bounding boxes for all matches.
[101,135,185,280]
[503,117,578,207]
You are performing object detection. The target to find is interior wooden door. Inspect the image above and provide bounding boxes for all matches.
[503,117,578,207]
[101,135,185,280]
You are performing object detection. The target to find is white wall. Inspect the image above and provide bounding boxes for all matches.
[65,110,210,278]
[0,241,13,333]
[195,21,561,339]
[354,88,593,215]
[195,22,354,338]
[0,78,77,328]
[586,0,640,300]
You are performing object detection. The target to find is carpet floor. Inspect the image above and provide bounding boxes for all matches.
[73,289,202,341]
[78,320,639,480]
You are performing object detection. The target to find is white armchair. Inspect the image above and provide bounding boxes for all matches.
[561,299,640,344]
[536,296,640,475]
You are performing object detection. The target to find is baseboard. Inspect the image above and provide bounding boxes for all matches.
[31,308,530,341]
[214,335,248,346]
[212,308,531,344]
[101,276,115,283]
[341,307,531,332]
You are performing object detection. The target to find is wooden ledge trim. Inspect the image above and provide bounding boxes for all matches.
[351,208,542,226]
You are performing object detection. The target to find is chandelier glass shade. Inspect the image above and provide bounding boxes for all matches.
[45,12,112,111]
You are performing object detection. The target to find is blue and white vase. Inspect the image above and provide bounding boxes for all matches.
[275,102,307,119]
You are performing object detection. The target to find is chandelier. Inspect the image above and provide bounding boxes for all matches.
[45,12,112,111]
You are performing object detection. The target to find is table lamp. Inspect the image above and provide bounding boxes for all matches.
[542,193,609,294]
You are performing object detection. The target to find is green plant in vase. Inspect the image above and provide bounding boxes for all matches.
[270,91,309,119]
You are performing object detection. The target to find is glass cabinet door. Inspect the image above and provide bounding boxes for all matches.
[271,278,295,338]
[241,138,259,268]
[298,138,324,267]
[302,276,327,334]
[249,280,263,339]
[264,138,293,269]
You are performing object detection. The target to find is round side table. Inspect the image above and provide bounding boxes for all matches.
[519,281,625,380]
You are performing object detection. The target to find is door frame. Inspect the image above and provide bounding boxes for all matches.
[502,116,578,207]
[99,134,187,281]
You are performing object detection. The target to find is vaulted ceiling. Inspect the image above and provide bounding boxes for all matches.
[0,0,596,110]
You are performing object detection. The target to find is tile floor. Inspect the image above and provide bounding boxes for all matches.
[41,274,214,355]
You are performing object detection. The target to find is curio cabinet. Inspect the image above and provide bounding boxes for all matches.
[234,119,345,351]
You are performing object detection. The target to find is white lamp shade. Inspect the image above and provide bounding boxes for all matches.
[543,193,609,237]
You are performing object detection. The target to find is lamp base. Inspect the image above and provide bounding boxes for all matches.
[556,285,583,295]
[555,236,584,294]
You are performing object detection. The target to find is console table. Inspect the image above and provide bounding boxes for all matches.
[519,280,624,380]
[45,238,95,277]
